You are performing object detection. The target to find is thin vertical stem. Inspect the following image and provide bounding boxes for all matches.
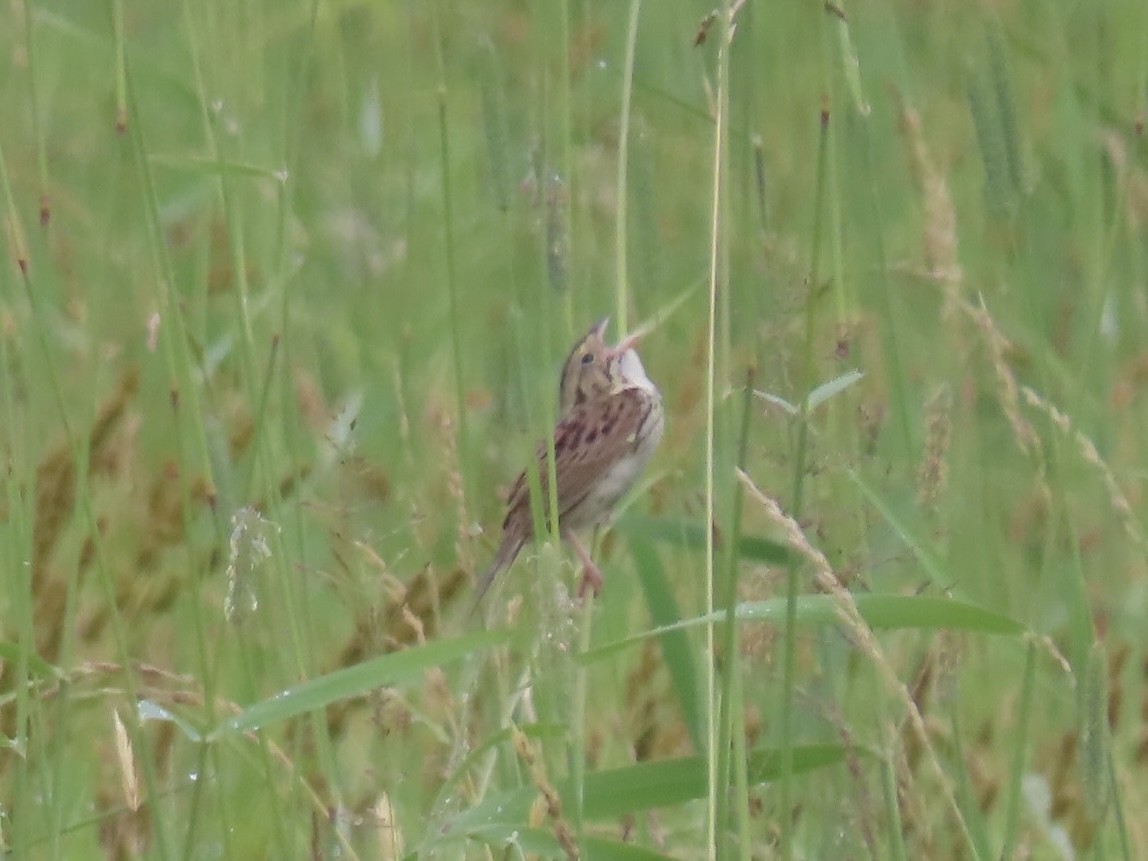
[780,101,831,860]
[705,2,731,857]
[716,372,755,859]
[614,0,642,331]
[432,0,471,522]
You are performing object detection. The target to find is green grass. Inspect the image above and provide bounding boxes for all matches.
[2,0,1147,858]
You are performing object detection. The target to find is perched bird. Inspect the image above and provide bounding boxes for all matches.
[473,318,664,607]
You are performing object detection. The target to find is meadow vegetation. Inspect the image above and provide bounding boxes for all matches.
[1,1,1147,858]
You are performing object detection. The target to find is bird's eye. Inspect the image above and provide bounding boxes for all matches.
[580,353,594,365]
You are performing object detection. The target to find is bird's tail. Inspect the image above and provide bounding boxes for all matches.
[470,533,524,617]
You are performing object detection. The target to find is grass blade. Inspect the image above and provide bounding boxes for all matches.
[443,743,848,837]
[211,630,510,738]
[581,594,1025,664]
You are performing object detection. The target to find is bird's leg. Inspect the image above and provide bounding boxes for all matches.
[563,528,603,597]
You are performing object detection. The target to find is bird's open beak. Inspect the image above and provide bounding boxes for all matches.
[607,329,644,359]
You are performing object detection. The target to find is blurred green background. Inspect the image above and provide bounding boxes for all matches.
[2,0,1147,858]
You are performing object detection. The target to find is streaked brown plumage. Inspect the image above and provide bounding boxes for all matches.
[473,318,663,607]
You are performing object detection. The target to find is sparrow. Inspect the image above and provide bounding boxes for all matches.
[473,318,664,606]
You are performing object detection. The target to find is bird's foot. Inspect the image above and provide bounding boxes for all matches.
[564,528,603,599]
[577,562,604,598]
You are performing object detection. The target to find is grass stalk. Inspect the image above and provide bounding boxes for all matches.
[3,117,169,855]
[0,290,37,858]
[881,736,908,861]
[998,639,1035,859]
[118,39,227,859]
[778,97,831,860]
[20,0,49,220]
[613,0,642,330]
[432,0,472,523]
[715,372,755,859]
[1108,748,1133,860]
[703,2,733,857]
[569,595,595,847]
[948,705,991,858]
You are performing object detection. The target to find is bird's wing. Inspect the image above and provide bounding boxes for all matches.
[502,388,654,530]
